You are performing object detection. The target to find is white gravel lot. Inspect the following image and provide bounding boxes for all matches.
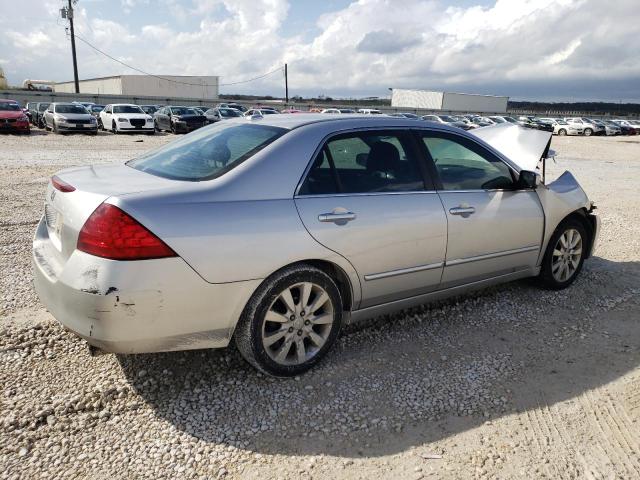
[1,130,639,479]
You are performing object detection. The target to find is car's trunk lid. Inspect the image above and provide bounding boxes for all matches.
[42,163,180,263]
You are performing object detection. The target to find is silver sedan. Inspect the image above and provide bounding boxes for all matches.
[33,115,600,376]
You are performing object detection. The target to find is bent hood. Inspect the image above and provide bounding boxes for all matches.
[470,123,552,171]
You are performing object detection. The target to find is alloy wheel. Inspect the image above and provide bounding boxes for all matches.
[261,282,334,366]
[551,228,583,282]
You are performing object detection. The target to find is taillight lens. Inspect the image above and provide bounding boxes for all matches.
[51,175,76,192]
[77,203,177,260]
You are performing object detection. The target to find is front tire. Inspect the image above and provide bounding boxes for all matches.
[234,264,343,377]
[538,218,588,290]
[558,128,567,136]
[583,128,593,136]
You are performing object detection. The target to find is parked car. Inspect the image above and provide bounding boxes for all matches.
[88,104,105,117]
[564,118,602,136]
[218,103,247,113]
[72,101,95,112]
[537,118,582,136]
[321,108,356,114]
[0,99,30,134]
[99,104,154,134]
[140,105,161,116]
[488,116,519,125]
[24,102,36,122]
[626,119,640,134]
[450,115,479,128]
[610,119,640,135]
[33,116,600,376]
[592,119,620,136]
[204,107,242,123]
[43,103,98,135]
[281,109,304,114]
[421,114,472,130]
[606,120,635,135]
[30,102,51,128]
[244,108,281,116]
[527,118,554,133]
[357,109,382,114]
[470,116,495,127]
[153,106,207,133]
[389,112,421,119]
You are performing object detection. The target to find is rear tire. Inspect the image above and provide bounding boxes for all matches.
[583,128,593,136]
[558,129,567,136]
[538,218,588,290]
[52,121,59,134]
[234,264,343,377]
[112,121,117,134]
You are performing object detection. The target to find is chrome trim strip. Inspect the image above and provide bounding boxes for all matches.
[446,245,540,266]
[296,190,439,199]
[364,262,444,281]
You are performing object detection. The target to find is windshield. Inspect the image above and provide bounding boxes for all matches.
[113,105,143,114]
[141,106,158,114]
[556,120,568,125]
[171,107,199,116]
[55,104,88,114]
[38,103,50,111]
[403,113,419,119]
[439,115,456,122]
[0,102,21,111]
[504,117,518,123]
[128,123,287,181]
[489,117,506,123]
[261,109,279,114]
[339,109,355,113]
[91,105,105,112]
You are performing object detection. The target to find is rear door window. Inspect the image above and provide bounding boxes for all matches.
[299,131,426,195]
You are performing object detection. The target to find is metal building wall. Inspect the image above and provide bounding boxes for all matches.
[442,92,508,113]
[391,89,443,109]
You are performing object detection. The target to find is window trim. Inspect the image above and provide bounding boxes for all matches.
[295,127,436,197]
[414,129,522,193]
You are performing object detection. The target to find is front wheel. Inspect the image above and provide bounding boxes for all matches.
[538,219,588,290]
[234,265,343,377]
[583,128,593,136]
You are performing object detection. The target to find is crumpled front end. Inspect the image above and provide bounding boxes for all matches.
[536,171,601,262]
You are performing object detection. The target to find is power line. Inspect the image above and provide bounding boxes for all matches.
[72,33,283,87]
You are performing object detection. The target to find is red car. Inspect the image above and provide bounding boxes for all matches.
[0,99,30,134]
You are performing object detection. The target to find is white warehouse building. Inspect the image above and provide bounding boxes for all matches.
[391,88,508,113]
[54,75,219,99]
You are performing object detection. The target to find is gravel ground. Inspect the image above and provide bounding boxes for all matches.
[1,130,639,479]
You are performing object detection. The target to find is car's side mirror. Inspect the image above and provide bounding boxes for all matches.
[518,170,541,189]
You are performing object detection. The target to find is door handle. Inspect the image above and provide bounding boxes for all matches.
[318,212,357,223]
[449,206,476,216]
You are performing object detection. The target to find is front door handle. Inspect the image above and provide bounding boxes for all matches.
[318,211,357,223]
[449,206,476,216]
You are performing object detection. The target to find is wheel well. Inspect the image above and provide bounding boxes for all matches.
[561,209,595,258]
[291,260,354,312]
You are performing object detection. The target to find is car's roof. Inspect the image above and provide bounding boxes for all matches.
[0,99,18,102]
[231,113,466,131]
[110,103,139,106]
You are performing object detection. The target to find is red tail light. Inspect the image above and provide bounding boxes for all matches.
[52,175,76,192]
[77,203,177,260]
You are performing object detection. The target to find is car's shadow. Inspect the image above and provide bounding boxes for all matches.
[117,257,639,458]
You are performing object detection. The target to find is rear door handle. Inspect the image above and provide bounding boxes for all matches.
[318,212,357,223]
[449,206,476,216]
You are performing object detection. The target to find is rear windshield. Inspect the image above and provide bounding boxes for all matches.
[55,104,88,114]
[127,123,287,181]
[113,105,143,114]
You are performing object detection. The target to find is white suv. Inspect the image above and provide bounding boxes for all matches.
[99,104,154,134]
[538,118,582,136]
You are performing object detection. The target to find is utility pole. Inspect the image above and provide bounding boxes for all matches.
[284,63,288,104]
[62,0,80,93]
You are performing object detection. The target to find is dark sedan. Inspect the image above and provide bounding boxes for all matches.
[153,106,207,133]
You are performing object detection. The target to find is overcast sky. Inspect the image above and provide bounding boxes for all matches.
[1,0,639,102]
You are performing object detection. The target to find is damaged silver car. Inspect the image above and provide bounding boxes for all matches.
[33,116,600,376]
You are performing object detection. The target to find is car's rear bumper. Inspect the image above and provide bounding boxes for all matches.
[33,217,260,353]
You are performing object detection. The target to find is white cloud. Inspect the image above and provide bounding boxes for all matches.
[0,0,639,101]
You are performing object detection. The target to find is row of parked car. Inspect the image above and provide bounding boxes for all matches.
[3,97,640,136]
[350,111,640,136]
